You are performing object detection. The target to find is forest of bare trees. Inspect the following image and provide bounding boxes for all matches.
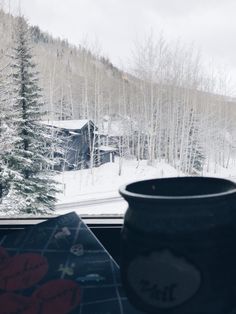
[0,9,236,177]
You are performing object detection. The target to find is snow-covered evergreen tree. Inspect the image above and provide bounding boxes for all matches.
[0,69,12,201]
[0,65,24,215]
[6,16,60,214]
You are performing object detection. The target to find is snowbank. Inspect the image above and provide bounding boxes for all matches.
[56,158,182,204]
[55,158,236,215]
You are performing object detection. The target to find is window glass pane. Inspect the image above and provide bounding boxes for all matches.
[0,1,235,217]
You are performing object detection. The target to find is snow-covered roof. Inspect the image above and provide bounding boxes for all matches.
[41,120,90,130]
[98,146,117,152]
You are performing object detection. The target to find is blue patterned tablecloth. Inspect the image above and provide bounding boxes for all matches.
[0,212,143,313]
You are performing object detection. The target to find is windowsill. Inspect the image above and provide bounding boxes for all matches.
[0,214,124,228]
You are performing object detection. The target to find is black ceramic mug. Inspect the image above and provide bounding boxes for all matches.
[119,177,236,314]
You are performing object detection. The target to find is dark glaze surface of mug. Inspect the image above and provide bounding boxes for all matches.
[119,177,236,314]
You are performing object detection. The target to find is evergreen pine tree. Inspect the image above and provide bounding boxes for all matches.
[0,66,23,212]
[0,70,11,201]
[7,16,60,214]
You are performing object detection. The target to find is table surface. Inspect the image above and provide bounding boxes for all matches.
[0,212,143,314]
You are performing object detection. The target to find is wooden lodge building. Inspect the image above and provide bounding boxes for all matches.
[42,120,116,170]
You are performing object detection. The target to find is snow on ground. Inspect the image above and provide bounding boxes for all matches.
[55,158,236,215]
[56,158,181,204]
[202,160,236,178]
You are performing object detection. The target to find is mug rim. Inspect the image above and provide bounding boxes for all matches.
[119,176,236,203]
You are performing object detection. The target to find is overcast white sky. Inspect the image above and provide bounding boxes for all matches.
[6,0,236,93]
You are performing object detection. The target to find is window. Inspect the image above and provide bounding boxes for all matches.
[0,1,236,218]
